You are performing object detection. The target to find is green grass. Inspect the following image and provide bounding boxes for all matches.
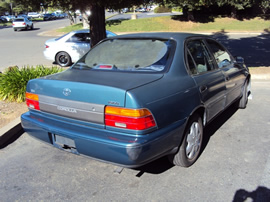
[59,16,270,33]
[105,16,270,33]
[57,23,84,32]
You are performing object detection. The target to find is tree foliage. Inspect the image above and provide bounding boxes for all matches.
[50,0,150,47]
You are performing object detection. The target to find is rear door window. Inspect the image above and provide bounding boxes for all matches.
[186,39,215,74]
[67,33,88,43]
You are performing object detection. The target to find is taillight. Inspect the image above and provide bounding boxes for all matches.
[22,22,26,25]
[25,92,40,110]
[45,44,49,48]
[105,106,156,130]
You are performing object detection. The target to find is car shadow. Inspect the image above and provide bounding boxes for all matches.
[132,103,239,176]
[211,30,270,67]
[14,28,40,32]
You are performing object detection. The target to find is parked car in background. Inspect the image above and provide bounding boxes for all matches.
[22,32,251,168]
[2,15,15,22]
[12,17,33,31]
[0,16,8,23]
[122,8,129,13]
[18,14,28,18]
[43,13,55,21]
[43,29,116,66]
[28,12,41,18]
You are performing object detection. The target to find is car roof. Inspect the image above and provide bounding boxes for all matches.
[107,32,207,42]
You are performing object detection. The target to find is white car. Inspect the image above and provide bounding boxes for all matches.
[28,12,41,18]
[12,18,33,31]
[43,29,116,67]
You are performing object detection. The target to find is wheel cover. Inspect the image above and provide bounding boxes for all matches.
[59,54,68,65]
[186,122,202,160]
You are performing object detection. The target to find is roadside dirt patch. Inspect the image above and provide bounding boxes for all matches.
[0,101,28,129]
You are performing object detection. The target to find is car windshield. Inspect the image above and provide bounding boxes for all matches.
[72,38,174,72]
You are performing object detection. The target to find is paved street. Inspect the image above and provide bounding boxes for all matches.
[1,81,270,201]
[0,18,70,71]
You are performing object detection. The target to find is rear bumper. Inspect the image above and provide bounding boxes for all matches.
[13,25,27,29]
[43,49,55,61]
[21,111,186,168]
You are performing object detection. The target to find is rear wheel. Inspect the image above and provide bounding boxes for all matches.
[56,52,71,67]
[170,114,203,167]
[31,24,34,30]
[14,28,17,31]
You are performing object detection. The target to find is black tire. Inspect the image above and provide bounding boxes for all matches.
[170,114,203,167]
[14,29,17,32]
[238,81,249,109]
[31,24,34,30]
[56,52,71,67]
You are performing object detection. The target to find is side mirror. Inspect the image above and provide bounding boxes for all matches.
[235,56,245,64]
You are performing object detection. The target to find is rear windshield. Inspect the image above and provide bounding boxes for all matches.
[72,38,175,72]
[14,19,24,22]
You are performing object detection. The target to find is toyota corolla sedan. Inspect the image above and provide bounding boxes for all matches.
[21,33,251,168]
[43,29,116,67]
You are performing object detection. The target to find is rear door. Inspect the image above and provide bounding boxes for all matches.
[205,39,246,107]
[66,33,90,61]
[186,38,226,121]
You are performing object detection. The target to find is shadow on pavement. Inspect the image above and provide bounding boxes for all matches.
[211,30,270,67]
[0,124,24,149]
[233,186,270,202]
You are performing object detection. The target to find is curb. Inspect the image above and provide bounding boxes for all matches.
[0,117,24,149]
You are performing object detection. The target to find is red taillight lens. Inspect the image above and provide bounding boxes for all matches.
[25,92,40,110]
[105,106,156,130]
[45,45,49,48]
[22,22,26,25]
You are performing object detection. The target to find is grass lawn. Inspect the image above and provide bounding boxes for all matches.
[106,16,270,33]
[58,15,270,33]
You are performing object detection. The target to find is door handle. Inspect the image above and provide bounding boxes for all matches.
[199,86,207,93]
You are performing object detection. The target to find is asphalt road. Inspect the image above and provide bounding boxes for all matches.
[1,80,270,201]
[0,18,70,71]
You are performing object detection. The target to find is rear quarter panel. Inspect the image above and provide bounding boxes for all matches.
[126,73,200,129]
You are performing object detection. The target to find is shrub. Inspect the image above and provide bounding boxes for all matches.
[172,7,183,13]
[0,65,63,103]
[154,6,172,13]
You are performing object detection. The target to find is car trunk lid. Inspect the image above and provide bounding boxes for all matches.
[26,69,163,124]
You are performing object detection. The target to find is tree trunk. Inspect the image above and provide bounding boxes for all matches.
[89,4,106,48]
[67,12,75,25]
[231,7,237,18]
[82,12,89,29]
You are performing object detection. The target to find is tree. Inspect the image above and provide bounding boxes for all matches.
[259,0,270,14]
[49,0,150,47]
